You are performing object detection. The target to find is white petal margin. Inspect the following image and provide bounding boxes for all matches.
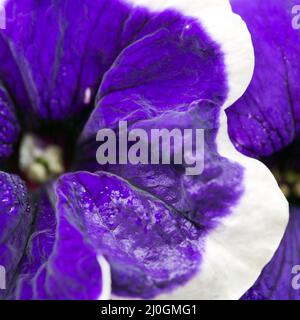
[125,0,232,12]
[124,0,254,110]
[97,255,112,300]
[114,0,289,300]
[184,114,288,300]
[191,2,287,298]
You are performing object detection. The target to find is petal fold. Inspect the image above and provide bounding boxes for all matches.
[0,172,32,298]
[11,188,111,300]
[0,85,20,161]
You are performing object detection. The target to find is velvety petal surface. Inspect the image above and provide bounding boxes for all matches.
[0,172,32,299]
[1,0,141,119]
[81,0,250,139]
[242,207,300,300]
[0,85,20,161]
[10,187,111,300]
[56,171,205,299]
[0,16,33,120]
[227,0,300,157]
[80,101,245,231]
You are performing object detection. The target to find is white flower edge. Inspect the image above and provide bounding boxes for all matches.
[97,255,112,300]
[155,114,288,300]
[110,0,289,300]
[125,0,253,109]
[160,2,288,300]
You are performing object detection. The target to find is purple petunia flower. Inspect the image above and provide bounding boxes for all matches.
[0,0,288,300]
[228,0,300,300]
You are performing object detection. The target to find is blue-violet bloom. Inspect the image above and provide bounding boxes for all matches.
[0,0,288,300]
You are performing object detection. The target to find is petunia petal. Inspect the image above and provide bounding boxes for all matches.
[0,85,20,161]
[242,207,300,300]
[227,0,300,157]
[11,187,111,300]
[75,0,288,299]
[0,172,32,299]
[53,153,288,300]
[0,0,249,121]
[81,0,253,140]
[56,171,206,299]
[1,0,136,119]
[0,15,33,121]
[80,101,246,231]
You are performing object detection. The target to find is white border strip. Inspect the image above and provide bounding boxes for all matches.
[97,255,112,300]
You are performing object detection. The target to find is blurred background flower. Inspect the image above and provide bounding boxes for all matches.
[228,0,300,299]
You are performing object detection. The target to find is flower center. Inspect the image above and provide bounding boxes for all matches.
[19,134,65,185]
